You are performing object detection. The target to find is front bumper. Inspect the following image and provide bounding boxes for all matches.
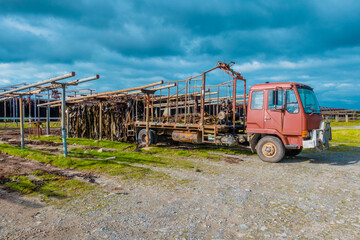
[302,121,332,151]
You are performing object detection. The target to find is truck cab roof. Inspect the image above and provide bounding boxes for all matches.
[250,82,311,90]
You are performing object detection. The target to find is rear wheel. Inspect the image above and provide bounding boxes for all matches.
[256,136,285,163]
[285,147,303,157]
[137,129,157,146]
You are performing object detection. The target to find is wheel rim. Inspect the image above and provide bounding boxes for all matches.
[262,142,276,157]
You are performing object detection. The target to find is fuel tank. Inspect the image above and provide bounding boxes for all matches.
[172,131,202,143]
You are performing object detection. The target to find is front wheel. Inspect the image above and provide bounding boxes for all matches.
[256,136,285,163]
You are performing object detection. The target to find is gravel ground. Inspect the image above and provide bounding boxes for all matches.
[1,145,359,239]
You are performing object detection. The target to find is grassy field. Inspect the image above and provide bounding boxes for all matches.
[331,129,360,146]
[0,122,61,128]
[329,120,360,127]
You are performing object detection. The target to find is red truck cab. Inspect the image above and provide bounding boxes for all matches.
[246,82,331,162]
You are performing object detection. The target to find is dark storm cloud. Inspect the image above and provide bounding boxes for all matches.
[0,0,359,108]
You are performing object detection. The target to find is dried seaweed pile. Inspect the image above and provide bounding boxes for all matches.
[68,101,139,141]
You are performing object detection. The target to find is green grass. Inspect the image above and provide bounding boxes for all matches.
[29,135,253,159]
[28,135,136,150]
[4,171,94,201]
[0,143,165,179]
[0,122,61,128]
[331,129,360,146]
[329,120,360,127]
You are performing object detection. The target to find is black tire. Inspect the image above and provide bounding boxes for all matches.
[285,147,303,157]
[137,129,157,146]
[256,136,285,163]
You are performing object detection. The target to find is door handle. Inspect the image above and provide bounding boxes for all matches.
[265,117,271,120]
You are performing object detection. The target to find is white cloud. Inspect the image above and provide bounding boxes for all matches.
[3,17,53,38]
[323,83,335,87]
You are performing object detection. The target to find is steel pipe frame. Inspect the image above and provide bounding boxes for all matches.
[39,80,164,107]
[0,73,75,97]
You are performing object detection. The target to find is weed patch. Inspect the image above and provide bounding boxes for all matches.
[3,171,94,202]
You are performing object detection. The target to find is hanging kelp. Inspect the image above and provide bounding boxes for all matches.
[68,99,141,142]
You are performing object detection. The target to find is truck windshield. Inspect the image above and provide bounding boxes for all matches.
[297,86,321,114]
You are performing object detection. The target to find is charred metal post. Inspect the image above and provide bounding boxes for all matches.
[28,89,31,123]
[167,86,170,122]
[4,96,6,127]
[61,84,68,157]
[141,89,156,147]
[99,101,103,140]
[46,90,50,135]
[232,77,237,133]
[19,96,24,149]
[243,79,247,130]
[200,73,206,125]
[175,84,179,122]
[185,80,188,123]
[12,98,15,123]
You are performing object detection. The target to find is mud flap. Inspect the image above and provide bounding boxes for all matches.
[249,133,261,153]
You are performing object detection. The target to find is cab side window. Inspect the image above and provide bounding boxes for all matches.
[251,91,264,110]
[286,89,299,113]
[268,90,284,110]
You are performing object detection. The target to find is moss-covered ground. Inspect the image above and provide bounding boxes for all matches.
[3,171,94,203]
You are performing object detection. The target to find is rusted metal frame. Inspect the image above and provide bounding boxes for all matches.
[0,83,27,91]
[46,90,50,135]
[164,74,204,84]
[201,73,206,142]
[163,64,219,84]
[99,101,103,140]
[39,80,163,107]
[19,96,24,149]
[0,73,75,98]
[113,83,176,98]
[152,92,231,108]
[201,81,233,89]
[232,77,237,133]
[159,89,162,121]
[218,65,247,129]
[167,84,170,122]
[175,84,179,122]
[184,80,188,124]
[151,88,154,122]
[243,79,247,130]
[135,95,138,121]
[37,97,40,121]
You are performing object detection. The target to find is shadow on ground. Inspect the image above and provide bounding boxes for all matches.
[281,146,360,165]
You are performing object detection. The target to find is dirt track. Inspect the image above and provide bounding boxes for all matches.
[0,129,360,239]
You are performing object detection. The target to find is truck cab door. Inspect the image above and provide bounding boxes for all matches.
[246,90,265,131]
[264,88,284,133]
[283,89,302,135]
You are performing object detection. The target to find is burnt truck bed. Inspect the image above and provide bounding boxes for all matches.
[67,61,248,146]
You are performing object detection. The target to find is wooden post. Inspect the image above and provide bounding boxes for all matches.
[200,73,206,125]
[61,84,67,157]
[99,101,102,140]
[46,90,50,135]
[232,77,237,133]
[146,94,150,147]
[19,96,24,149]
[335,114,339,122]
[345,114,349,122]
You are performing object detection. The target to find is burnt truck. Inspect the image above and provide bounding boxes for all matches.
[131,62,332,163]
[66,61,331,163]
